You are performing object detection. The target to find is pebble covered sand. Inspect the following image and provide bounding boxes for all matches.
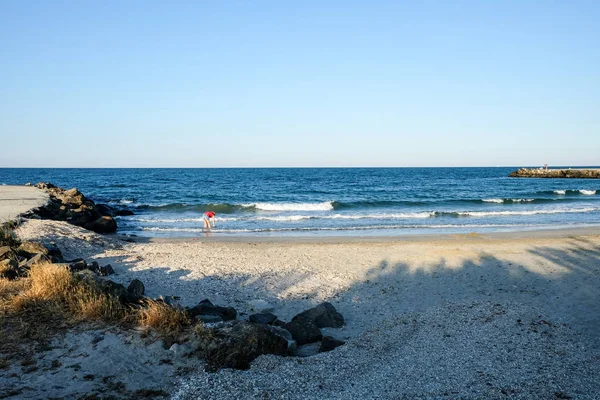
[13,220,600,399]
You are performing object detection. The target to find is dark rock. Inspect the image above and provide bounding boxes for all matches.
[83,216,117,234]
[292,302,344,328]
[114,209,134,216]
[69,259,88,272]
[285,317,322,345]
[127,279,145,296]
[44,242,63,262]
[88,261,100,272]
[95,204,115,217]
[0,259,19,279]
[196,320,289,371]
[74,271,141,305]
[188,299,237,321]
[271,319,287,328]
[319,336,345,353]
[249,312,277,325]
[0,246,13,260]
[28,183,118,234]
[99,264,115,276]
[16,242,48,258]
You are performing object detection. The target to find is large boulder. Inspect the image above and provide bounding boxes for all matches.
[188,299,237,321]
[291,302,345,328]
[83,216,117,234]
[196,321,289,371]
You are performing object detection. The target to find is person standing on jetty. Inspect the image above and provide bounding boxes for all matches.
[203,211,216,229]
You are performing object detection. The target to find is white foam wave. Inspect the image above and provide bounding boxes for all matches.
[129,212,435,224]
[482,198,504,203]
[553,190,566,195]
[244,202,334,211]
[580,190,596,195]
[453,207,598,217]
[483,198,535,203]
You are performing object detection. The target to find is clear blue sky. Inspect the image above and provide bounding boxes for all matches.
[1,1,598,167]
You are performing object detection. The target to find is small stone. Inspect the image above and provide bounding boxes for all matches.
[249,312,277,325]
[99,264,115,276]
[292,302,344,328]
[319,336,345,353]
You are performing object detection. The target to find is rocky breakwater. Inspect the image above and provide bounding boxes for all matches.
[23,183,120,234]
[509,168,600,179]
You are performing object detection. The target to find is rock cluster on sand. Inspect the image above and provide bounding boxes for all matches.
[509,168,600,178]
[190,300,346,371]
[23,182,123,234]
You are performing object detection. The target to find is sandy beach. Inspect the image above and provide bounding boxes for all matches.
[9,219,600,399]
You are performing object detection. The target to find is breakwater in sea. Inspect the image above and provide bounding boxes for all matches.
[2,168,600,236]
[510,168,600,179]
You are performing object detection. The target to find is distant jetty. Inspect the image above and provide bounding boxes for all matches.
[509,168,600,179]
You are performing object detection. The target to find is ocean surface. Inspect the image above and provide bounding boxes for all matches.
[1,168,600,237]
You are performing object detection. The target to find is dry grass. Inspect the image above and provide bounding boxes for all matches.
[1,261,193,367]
[138,300,191,336]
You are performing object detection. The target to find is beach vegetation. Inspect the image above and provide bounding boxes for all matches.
[0,261,194,366]
[138,299,191,336]
[0,220,20,248]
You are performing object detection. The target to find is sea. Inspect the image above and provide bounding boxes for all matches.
[1,168,599,237]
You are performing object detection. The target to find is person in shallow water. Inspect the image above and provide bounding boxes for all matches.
[203,211,216,229]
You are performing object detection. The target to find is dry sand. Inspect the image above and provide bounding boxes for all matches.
[6,220,600,399]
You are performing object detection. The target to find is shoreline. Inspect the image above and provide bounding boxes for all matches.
[129,224,600,244]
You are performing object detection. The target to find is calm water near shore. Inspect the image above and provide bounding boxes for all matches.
[1,168,600,237]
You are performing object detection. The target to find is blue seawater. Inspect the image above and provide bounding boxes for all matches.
[1,168,599,237]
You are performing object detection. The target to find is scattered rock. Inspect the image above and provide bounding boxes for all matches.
[292,302,345,328]
[99,264,115,276]
[127,279,145,297]
[69,259,88,272]
[196,321,289,371]
[24,253,50,268]
[249,312,277,325]
[285,317,322,345]
[44,242,63,262]
[319,336,345,353]
[0,246,13,260]
[0,259,18,279]
[187,299,237,321]
[16,241,48,258]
